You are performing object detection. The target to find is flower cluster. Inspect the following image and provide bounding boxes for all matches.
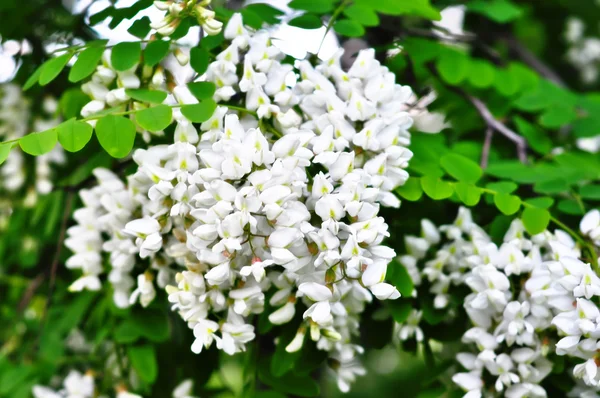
[32,370,197,398]
[152,0,222,36]
[65,13,418,392]
[398,207,600,397]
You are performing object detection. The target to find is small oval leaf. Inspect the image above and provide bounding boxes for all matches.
[19,129,58,155]
[40,53,73,86]
[69,46,105,83]
[181,100,217,123]
[134,105,173,132]
[125,88,167,104]
[57,119,93,152]
[111,42,141,71]
[95,115,136,158]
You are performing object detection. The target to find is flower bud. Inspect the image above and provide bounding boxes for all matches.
[174,48,189,66]
[285,327,306,353]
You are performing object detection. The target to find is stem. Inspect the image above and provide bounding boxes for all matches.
[317,0,350,56]
[480,127,493,169]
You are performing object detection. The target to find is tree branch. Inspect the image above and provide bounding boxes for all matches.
[481,127,494,169]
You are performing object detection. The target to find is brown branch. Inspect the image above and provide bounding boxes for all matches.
[465,94,528,163]
[480,127,494,169]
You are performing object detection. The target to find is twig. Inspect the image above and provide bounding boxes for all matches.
[16,274,45,314]
[504,35,566,89]
[466,95,528,163]
[36,190,75,349]
[480,127,494,169]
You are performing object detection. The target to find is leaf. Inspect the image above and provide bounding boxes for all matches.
[387,300,412,323]
[467,0,523,23]
[57,119,93,152]
[271,327,302,377]
[521,207,550,235]
[125,88,167,104]
[367,0,441,20]
[144,40,170,67]
[333,19,365,37]
[111,42,141,71]
[343,4,379,26]
[19,129,58,155]
[60,88,90,119]
[572,116,600,138]
[468,60,496,88]
[69,46,105,83]
[288,14,322,29]
[24,65,43,91]
[440,152,482,183]
[114,321,142,344]
[454,182,482,206]
[95,115,137,158]
[524,197,554,209]
[128,16,151,38]
[494,193,521,215]
[534,179,569,194]
[539,106,577,130]
[288,0,333,13]
[244,4,284,24]
[557,199,585,215]
[39,53,73,86]
[494,68,520,97]
[580,185,600,200]
[436,49,469,85]
[420,176,454,200]
[513,116,552,155]
[127,345,158,383]
[181,100,217,123]
[187,82,216,100]
[134,105,172,132]
[258,356,320,397]
[387,260,414,296]
[190,47,210,75]
[395,177,423,201]
[0,143,13,165]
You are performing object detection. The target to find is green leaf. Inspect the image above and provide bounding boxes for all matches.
[367,0,441,20]
[440,152,482,183]
[244,4,284,25]
[200,31,224,50]
[288,14,322,29]
[114,321,142,344]
[436,50,469,85]
[181,100,217,123]
[454,182,482,206]
[513,116,552,155]
[580,185,600,200]
[111,42,141,71]
[271,327,302,377]
[19,129,58,155]
[95,115,137,158]
[68,47,104,83]
[288,0,333,13]
[494,68,520,97]
[387,300,412,323]
[57,119,93,152]
[0,143,13,165]
[467,0,523,23]
[190,47,210,75]
[258,356,320,397]
[343,4,379,26]
[534,179,569,194]
[395,177,423,201]
[521,207,550,235]
[539,105,577,129]
[387,260,414,296]
[135,105,172,132]
[187,82,216,100]
[494,193,521,215]
[60,88,90,119]
[128,345,158,383]
[128,16,151,38]
[557,199,585,215]
[572,116,600,138]
[420,176,454,200]
[468,60,496,88]
[39,53,73,86]
[144,40,170,67]
[125,88,167,104]
[24,65,43,90]
[524,197,554,209]
[333,19,365,37]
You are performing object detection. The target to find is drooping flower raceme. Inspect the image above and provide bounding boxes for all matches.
[65,13,417,392]
[397,207,600,397]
